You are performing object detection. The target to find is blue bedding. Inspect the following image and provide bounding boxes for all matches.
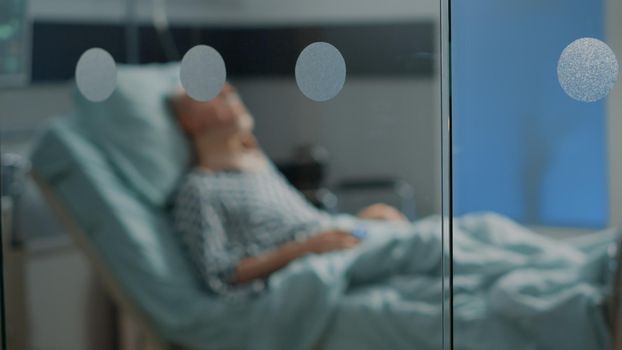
[31,117,617,350]
[246,213,615,350]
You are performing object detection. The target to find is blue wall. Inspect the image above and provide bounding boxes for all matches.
[452,0,608,228]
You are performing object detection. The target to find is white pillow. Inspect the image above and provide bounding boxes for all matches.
[73,63,191,207]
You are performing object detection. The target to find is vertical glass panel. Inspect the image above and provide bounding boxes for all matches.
[451,0,621,348]
[453,0,609,228]
[1,1,448,349]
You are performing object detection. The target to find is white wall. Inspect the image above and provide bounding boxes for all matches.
[236,78,441,216]
[29,0,437,25]
[608,0,622,228]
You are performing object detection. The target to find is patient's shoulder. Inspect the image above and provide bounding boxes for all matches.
[172,169,219,210]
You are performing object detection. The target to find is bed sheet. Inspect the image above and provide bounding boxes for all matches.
[249,213,616,350]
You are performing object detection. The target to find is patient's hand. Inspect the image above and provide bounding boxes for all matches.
[358,203,408,222]
[233,230,358,284]
[303,230,360,254]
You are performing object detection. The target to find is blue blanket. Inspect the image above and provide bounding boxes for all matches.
[236,213,615,350]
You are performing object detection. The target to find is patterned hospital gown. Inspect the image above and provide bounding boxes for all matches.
[172,164,336,298]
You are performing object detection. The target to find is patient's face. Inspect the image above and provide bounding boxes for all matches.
[172,83,254,137]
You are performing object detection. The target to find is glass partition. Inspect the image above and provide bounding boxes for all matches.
[451,0,621,348]
[0,1,449,349]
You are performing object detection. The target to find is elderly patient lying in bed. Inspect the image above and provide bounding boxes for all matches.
[170,82,408,296]
[169,83,621,349]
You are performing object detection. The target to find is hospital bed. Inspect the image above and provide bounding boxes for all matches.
[29,63,355,350]
[31,118,185,350]
[29,64,622,350]
[32,169,172,350]
[28,63,228,350]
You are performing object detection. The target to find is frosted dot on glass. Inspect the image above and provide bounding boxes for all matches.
[295,42,346,102]
[180,45,226,102]
[75,48,117,102]
[557,38,619,103]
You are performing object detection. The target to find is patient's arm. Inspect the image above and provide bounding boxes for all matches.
[358,203,408,222]
[233,230,359,284]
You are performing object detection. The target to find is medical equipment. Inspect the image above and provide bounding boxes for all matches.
[0,0,30,86]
